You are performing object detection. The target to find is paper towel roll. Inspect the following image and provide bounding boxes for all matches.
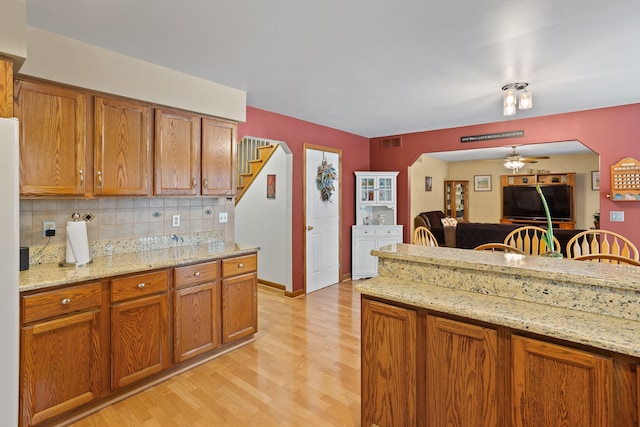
[66,221,91,266]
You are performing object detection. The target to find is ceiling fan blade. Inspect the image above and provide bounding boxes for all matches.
[521,159,538,163]
[523,156,550,160]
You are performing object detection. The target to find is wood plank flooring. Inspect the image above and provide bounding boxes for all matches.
[69,282,362,426]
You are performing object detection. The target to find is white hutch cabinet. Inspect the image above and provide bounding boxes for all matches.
[352,172,403,280]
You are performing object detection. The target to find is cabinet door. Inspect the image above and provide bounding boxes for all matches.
[154,108,201,195]
[426,315,499,426]
[14,79,87,196]
[221,272,257,344]
[357,175,377,203]
[94,96,151,195]
[21,310,101,426]
[512,335,613,427]
[173,282,220,363]
[377,176,395,203]
[201,117,236,196]
[352,233,377,279]
[111,294,169,389]
[361,298,416,427]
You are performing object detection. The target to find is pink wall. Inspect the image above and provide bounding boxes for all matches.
[369,103,640,247]
[238,107,370,293]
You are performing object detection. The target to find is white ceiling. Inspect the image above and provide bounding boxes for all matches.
[25,0,640,139]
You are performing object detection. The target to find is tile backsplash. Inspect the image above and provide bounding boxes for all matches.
[20,197,235,265]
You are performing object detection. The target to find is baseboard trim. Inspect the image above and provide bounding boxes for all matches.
[257,279,285,290]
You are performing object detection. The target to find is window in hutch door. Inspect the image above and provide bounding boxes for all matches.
[360,177,375,202]
[378,177,393,202]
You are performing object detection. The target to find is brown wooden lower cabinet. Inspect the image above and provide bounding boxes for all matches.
[19,252,258,427]
[361,296,639,427]
[361,298,416,427]
[221,254,258,344]
[512,335,613,426]
[425,314,498,426]
[111,293,169,389]
[19,281,104,427]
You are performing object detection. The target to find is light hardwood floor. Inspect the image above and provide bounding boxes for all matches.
[69,282,362,426]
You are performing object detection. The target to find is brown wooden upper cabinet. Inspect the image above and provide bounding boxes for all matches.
[154,107,201,196]
[154,109,237,196]
[94,96,151,196]
[15,79,88,196]
[15,78,237,198]
[201,117,236,196]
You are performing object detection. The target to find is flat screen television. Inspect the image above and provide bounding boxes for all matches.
[502,185,572,221]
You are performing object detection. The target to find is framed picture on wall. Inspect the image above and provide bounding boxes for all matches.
[591,171,600,190]
[474,175,492,192]
[425,176,432,191]
[267,174,276,198]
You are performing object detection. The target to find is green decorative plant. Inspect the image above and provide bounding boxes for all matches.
[535,184,558,255]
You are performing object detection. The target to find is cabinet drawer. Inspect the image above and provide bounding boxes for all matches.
[111,270,168,303]
[355,228,377,237]
[355,227,401,238]
[174,261,218,289]
[22,281,102,324]
[376,227,401,237]
[222,254,257,278]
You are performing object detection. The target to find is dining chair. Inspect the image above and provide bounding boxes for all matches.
[572,253,640,266]
[503,226,560,255]
[566,229,639,260]
[413,226,439,246]
[474,242,526,254]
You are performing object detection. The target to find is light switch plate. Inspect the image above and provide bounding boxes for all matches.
[219,212,228,223]
[610,211,624,222]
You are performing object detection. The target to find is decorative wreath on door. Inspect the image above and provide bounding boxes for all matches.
[316,155,337,203]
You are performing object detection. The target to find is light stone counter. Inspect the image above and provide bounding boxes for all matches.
[20,242,259,292]
[355,243,640,358]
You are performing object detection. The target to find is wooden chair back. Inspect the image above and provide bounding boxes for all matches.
[566,230,639,260]
[572,253,640,266]
[413,226,439,246]
[474,243,526,254]
[503,226,561,255]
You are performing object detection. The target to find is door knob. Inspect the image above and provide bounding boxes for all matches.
[307,225,314,231]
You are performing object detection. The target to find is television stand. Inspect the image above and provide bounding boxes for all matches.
[500,218,576,229]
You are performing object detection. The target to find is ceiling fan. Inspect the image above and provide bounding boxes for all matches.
[504,146,550,164]
[502,146,549,171]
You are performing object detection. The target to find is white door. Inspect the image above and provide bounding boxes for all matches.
[305,147,340,293]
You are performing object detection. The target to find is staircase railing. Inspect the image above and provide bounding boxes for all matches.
[237,137,273,180]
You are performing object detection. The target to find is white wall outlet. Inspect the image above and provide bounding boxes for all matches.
[610,211,625,222]
[172,214,180,227]
[219,212,228,223]
[42,221,56,237]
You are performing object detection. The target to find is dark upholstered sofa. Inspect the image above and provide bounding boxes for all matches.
[414,211,584,256]
[414,211,447,245]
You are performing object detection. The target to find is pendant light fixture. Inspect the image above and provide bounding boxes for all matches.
[502,82,532,116]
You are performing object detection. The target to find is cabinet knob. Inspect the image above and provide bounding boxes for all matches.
[137,283,146,289]
[79,170,84,186]
[194,271,200,277]
[60,298,71,305]
[238,263,244,268]
[203,177,208,189]
[192,177,197,188]
[96,171,102,189]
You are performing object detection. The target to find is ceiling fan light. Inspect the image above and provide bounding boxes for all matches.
[519,90,532,109]
[504,159,525,171]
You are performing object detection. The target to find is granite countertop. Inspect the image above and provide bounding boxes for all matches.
[356,244,640,358]
[20,242,260,292]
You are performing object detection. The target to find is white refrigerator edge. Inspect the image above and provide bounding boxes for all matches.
[0,117,20,426]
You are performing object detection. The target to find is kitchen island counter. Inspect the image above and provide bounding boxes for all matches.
[356,243,640,357]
